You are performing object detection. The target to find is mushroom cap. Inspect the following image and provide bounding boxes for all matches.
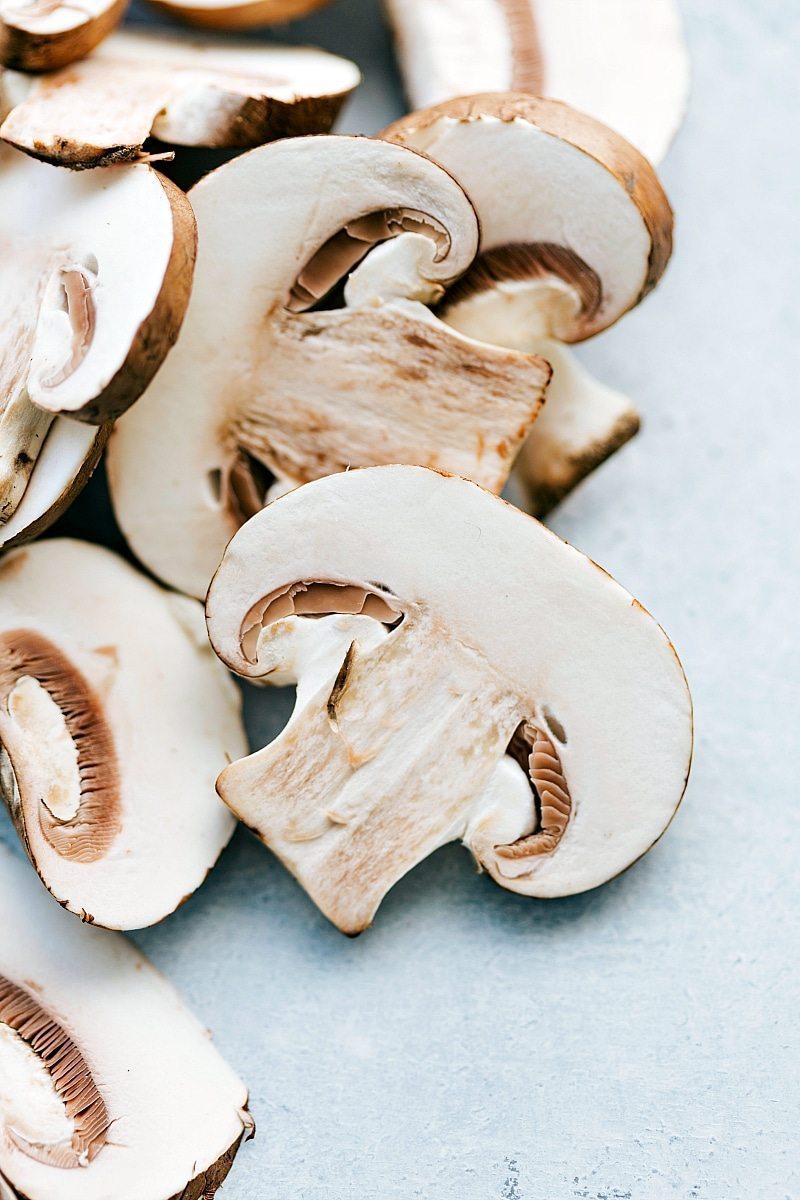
[108,134,550,599]
[0,418,107,551]
[0,842,250,1200]
[0,0,125,71]
[207,465,693,932]
[147,0,332,30]
[382,94,673,344]
[384,0,689,165]
[0,29,361,168]
[0,539,246,929]
[0,144,195,423]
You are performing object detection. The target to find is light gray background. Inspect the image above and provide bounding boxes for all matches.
[3,2,799,1197]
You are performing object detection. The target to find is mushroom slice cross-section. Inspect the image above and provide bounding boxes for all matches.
[382,94,674,515]
[206,465,693,935]
[0,842,251,1199]
[0,29,361,169]
[384,0,689,165]
[148,0,332,31]
[108,134,551,599]
[0,143,195,547]
[0,0,124,71]
[0,538,246,929]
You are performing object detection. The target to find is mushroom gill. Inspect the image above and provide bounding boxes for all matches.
[40,265,97,390]
[0,630,121,862]
[0,974,109,1169]
[443,242,603,331]
[496,720,571,858]
[287,208,450,312]
[240,581,403,661]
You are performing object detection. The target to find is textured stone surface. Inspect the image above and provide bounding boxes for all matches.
[2,1,798,1196]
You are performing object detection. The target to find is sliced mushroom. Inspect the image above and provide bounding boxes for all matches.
[0,841,251,1199]
[0,143,195,547]
[0,0,124,71]
[0,538,246,929]
[107,135,551,599]
[149,0,331,30]
[382,94,673,514]
[1,29,360,169]
[206,465,693,935]
[384,0,689,165]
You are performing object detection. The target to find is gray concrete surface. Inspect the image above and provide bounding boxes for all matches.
[2,1,798,1196]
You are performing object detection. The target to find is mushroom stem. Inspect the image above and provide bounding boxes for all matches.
[0,386,54,524]
[511,339,640,515]
[230,304,546,496]
[217,608,524,934]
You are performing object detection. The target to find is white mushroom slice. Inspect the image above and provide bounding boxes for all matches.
[108,135,551,599]
[148,0,331,31]
[0,538,245,929]
[0,0,124,71]
[0,144,194,545]
[206,465,693,935]
[384,0,689,165]
[0,30,361,169]
[0,842,251,1199]
[382,95,673,514]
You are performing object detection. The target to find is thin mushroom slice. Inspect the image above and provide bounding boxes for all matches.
[148,0,332,31]
[206,465,693,935]
[0,538,246,929]
[108,135,551,600]
[0,30,361,169]
[0,843,251,1200]
[0,0,124,71]
[0,144,194,547]
[384,0,689,165]
[382,94,673,514]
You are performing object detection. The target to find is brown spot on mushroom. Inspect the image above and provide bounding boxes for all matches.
[443,242,602,324]
[0,974,109,1168]
[0,630,121,863]
[326,641,356,730]
[496,721,571,858]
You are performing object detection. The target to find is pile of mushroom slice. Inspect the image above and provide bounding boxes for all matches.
[0,141,195,549]
[384,0,689,166]
[0,29,361,169]
[0,539,246,929]
[206,465,693,935]
[382,93,674,514]
[0,842,251,1200]
[108,132,552,599]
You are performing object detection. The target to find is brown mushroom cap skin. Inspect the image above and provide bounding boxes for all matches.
[0,32,361,170]
[382,93,673,340]
[147,0,332,30]
[0,0,125,72]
